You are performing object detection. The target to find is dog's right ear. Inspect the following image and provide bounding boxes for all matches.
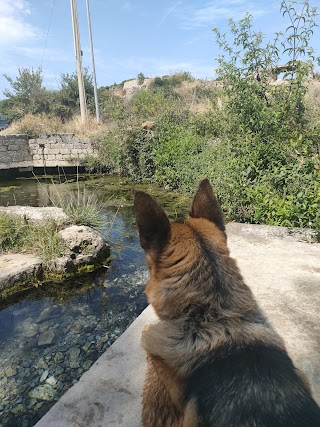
[191,179,225,233]
[134,191,170,251]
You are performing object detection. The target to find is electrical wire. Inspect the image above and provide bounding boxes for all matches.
[41,0,56,69]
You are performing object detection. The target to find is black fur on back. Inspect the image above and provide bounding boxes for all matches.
[186,343,320,427]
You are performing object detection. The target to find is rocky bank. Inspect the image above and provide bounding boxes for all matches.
[0,207,110,298]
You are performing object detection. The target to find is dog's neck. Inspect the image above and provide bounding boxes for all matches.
[142,305,285,378]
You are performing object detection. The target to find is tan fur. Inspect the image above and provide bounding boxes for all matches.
[134,180,318,427]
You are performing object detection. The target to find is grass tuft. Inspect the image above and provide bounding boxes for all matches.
[0,214,66,261]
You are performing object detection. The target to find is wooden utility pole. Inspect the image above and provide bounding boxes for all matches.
[70,0,87,123]
[86,0,100,123]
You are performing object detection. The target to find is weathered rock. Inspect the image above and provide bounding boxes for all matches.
[37,330,55,347]
[58,225,109,267]
[10,403,25,415]
[12,307,29,317]
[39,321,51,334]
[82,341,93,353]
[0,254,42,292]
[0,219,110,298]
[68,346,80,361]
[35,358,48,370]
[69,361,80,369]
[37,307,60,323]
[24,328,38,338]
[54,352,64,363]
[46,376,57,387]
[82,360,93,371]
[4,366,17,378]
[29,384,56,401]
[40,370,49,382]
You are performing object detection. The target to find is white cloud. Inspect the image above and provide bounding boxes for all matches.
[176,1,270,30]
[0,0,39,46]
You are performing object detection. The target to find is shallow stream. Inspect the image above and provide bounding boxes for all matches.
[0,175,190,426]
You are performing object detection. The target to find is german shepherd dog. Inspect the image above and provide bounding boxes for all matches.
[134,179,320,427]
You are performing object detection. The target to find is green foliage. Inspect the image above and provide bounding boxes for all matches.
[154,125,206,191]
[0,214,66,261]
[121,127,156,180]
[200,133,320,230]
[137,72,145,85]
[1,67,50,121]
[51,68,95,121]
[46,182,102,228]
[129,88,179,118]
[0,214,26,251]
[1,67,96,123]
[212,9,316,137]
[151,72,194,94]
[98,90,128,121]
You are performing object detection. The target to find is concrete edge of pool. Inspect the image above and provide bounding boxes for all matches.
[35,304,157,427]
[35,223,320,427]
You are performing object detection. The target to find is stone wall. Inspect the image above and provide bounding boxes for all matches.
[0,134,31,169]
[0,134,98,170]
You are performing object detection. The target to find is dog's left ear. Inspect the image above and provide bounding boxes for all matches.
[134,191,170,251]
[190,179,225,233]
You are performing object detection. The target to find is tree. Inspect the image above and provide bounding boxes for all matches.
[51,68,95,121]
[1,67,49,121]
[137,72,145,85]
[212,1,318,136]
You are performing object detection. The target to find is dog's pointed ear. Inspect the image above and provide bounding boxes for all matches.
[190,179,225,233]
[134,191,170,251]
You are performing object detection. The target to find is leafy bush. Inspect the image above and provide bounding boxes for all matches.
[98,90,128,121]
[129,88,179,118]
[202,133,320,231]
[154,125,206,191]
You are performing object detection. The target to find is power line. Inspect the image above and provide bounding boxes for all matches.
[41,0,56,69]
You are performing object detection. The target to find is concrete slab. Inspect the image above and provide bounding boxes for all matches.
[36,223,320,427]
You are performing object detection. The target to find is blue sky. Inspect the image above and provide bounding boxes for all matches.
[0,0,319,98]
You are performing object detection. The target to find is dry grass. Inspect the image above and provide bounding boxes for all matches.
[2,113,107,138]
[62,114,108,138]
[2,113,62,138]
[305,80,320,129]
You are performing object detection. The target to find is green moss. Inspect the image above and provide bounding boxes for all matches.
[0,257,111,305]
[0,186,18,193]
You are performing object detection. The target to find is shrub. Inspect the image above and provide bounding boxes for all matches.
[137,72,145,85]
[129,88,179,118]
[154,125,206,191]
[213,3,317,139]
[202,133,320,231]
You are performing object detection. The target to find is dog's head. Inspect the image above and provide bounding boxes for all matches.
[134,179,230,319]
